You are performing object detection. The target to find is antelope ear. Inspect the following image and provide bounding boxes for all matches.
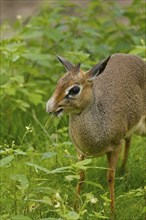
[73,63,81,74]
[57,56,75,71]
[87,55,111,81]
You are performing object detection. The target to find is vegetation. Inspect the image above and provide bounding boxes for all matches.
[0,0,145,219]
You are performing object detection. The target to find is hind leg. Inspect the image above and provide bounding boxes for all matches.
[106,144,122,215]
[121,137,132,170]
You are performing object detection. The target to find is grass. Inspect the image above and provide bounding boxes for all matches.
[0,1,145,219]
[0,125,145,219]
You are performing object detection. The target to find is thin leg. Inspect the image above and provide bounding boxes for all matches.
[74,154,85,210]
[121,137,132,170]
[76,169,85,195]
[76,154,85,195]
[106,145,121,215]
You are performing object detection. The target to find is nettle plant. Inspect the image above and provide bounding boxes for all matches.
[0,0,145,219]
[0,0,145,144]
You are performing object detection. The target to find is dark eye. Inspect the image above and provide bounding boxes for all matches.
[65,85,81,99]
[69,86,80,96]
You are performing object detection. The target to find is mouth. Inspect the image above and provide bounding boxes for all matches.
[54,108,64,116]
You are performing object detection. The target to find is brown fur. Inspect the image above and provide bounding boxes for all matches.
[46,53,146,214]
[69,54,146,157]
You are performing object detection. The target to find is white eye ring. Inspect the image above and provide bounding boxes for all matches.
[65,85,82,98]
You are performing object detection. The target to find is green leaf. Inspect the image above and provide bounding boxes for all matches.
[12,215,32,220]
[12,54,20,62]
[25,53,52,67]
[21,30,43,39]
[14,149,27,156]
[11,75,24,83]
[76,158,92,166]
[73,159,92,170]
[100,194,111,202]
[6,87,16,96]
[22,52,51,63]
[0,155,14,167]
[85,181,103,190]
[142,206,146,214]
[65,175,80,181]
[31,196,52,205]
[129,46,146,56]
[50,166,71,174]
[45,29,64,42]
[29,93,43,106]
[64,211,80,220]
[15,100,30,111]
[10,174,29,190]
[93,212,109,219]
[26,162,50,173]
[40,218,63,220]
[41,152,57,160]
[26,162,71,174]
[34,186,55,194]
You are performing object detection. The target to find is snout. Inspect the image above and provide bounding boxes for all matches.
[46,97,64,116]
[46,97,55,113]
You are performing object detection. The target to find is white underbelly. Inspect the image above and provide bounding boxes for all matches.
[127,116,146,137]
[134,116,146,136]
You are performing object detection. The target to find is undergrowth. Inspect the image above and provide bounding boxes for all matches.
[0,0,146,219]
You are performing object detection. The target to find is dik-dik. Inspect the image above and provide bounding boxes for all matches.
[46,53,146,214]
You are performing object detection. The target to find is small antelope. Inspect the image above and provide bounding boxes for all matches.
[46,54,146,214]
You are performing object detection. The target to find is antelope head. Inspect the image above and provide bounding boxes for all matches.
[46,55,110,116]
